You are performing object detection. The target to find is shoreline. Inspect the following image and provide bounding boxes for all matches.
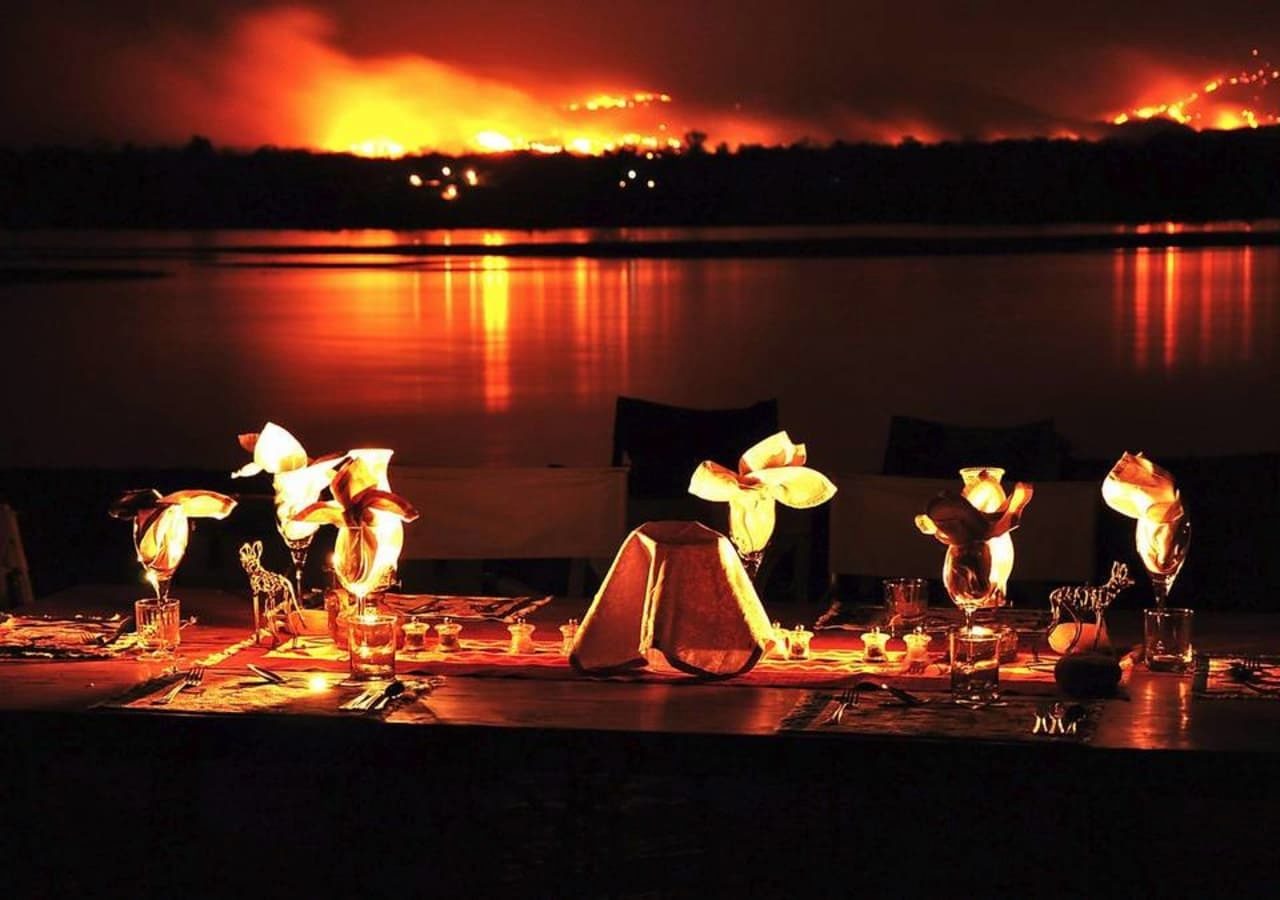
[6,229,1280,264]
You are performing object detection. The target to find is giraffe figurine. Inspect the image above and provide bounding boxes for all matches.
[239,540,297,647]
[1048,561,1135,654]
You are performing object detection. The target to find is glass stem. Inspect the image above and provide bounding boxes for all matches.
[1151,575,1172,611]
[740,549,765,582]
[288,541,311,610]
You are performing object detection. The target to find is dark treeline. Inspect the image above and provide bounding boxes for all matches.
[3,122,1280,228]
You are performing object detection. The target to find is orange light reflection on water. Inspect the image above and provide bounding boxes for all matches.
[1134,248,1151,370]
[1116,246,1262,374]
[479,256,512,413]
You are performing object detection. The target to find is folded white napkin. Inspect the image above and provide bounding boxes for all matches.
[688,431,836,555]
[570,521,775,677]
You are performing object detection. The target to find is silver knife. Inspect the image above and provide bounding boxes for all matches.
[247,663,287,684]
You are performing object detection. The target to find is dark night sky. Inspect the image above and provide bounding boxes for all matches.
[2,1,1277,149]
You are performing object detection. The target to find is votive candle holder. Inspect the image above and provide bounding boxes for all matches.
[348,611,397,682]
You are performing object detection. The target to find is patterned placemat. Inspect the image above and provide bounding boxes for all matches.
[778,689,1105,744]
[380,593,553,622]
[1193,654,1280,700]
[100,667,442,716]
[0,613,138,659]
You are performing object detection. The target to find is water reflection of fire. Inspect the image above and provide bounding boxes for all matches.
[1114,242,1262,374]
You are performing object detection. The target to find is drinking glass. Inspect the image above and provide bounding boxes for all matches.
[135,597,181,660]
[949,626,1000,706]
[1144,608,1194,672]
[883,577,928,631]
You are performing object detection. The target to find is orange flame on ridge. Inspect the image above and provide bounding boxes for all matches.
[1109,48,1280,131]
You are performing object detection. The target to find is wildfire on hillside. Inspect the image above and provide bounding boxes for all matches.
[1110,49,1280,131]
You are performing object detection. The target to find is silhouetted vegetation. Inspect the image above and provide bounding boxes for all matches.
[3,123,1280,228]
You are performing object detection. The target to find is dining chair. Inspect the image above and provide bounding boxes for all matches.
[881,415,1069,481]
[0,503,35,608]
[611,395,780,504]
[610,396,821,601]
[827,473,1099,604]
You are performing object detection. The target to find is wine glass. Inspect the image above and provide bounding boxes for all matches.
[728,491,774,582]
[943,540,998,630]
[275,505,316,651]
[334,524,399,682]
[333,524,394,618]
[133,507,188,661]
[1137,515,1191,610]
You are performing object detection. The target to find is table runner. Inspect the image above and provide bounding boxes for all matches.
[778,690,1105,744]
[267,638,1070,692]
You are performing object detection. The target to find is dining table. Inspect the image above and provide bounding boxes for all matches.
[3,584,1278,896]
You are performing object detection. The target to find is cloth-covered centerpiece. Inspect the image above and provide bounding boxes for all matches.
[570,521,775,678]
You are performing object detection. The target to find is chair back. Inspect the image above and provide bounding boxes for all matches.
[0,503,35,607]
[611,396,779,498]
[882,415,1067,481]
[829,474,1097,584]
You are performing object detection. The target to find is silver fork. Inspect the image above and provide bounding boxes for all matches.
[156,665,205,705]
[827,688,857,725]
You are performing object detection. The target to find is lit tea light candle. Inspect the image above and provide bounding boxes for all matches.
[559,619,579,656]
[771,620,791,658]
[788,626,813,660]
[435,618,462,652]
[903,627,932,663]
[508,618,536,655]
[402,617,429,652]
[861,626,889,663]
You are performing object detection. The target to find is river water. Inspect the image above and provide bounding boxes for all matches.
[1,226,1276,472]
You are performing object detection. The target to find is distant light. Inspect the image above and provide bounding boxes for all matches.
[408,174,423,187]
[441,165,453,177]
[464,168,478,186]
[646,179,656,189]
[442,184,459,201]
[618,180,627,188]
[627,169,637,180]
[645,152,655,160]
